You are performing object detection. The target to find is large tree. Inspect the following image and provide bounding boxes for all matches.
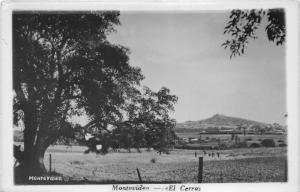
[109,86,178,153]
[139,87,178,153]
[222,9,285,58]
[13,12,145,179]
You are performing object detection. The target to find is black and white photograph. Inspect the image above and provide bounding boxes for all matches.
[1,0,300,191]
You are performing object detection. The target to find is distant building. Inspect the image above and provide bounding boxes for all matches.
[189,138,198,143]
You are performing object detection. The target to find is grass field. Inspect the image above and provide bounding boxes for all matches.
[40,146,287,183]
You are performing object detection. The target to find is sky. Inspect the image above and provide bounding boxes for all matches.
[107,11,286,125]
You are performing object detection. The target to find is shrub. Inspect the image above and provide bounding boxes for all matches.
[277,139,284,143]
[229,141,248,149]
[237,141,248,148]
[71,160,84,165]
[150,158,156,163]
[261,139,276,147]
[218,143,228,150]
[250,143,260,148]
[278,143,287,147]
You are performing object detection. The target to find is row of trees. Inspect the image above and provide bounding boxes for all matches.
[13,11,177,180]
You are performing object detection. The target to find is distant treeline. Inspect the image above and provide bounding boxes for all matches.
[175,128,202,133]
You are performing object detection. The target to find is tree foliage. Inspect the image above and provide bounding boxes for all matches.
[108,86,178,153]
[135,87,178,152]
[13,11,143,176]
[222,9,285,58]
[13,11,178,179]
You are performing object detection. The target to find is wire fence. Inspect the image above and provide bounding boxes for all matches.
[44,151,287,183]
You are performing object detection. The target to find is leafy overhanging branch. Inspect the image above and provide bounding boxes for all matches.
[222,9,285,58]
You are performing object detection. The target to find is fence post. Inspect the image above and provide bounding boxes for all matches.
[284,158,288,182]
[49,154,52,174]
[198,157,203,183]
[220,171,223,183]
[136,168,143,183]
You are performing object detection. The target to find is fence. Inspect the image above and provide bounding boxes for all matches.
[46,152,287,183]
[198,157,203,183]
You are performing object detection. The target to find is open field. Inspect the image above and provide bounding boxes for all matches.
[39,146,287,183]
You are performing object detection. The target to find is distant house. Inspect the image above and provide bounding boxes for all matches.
[188,138,198,143]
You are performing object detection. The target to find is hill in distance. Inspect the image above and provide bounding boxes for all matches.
[175,113,268,130]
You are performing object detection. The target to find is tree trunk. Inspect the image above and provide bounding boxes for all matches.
[27,148,47,174]
[15,146,47,183]
[15,124,56,184]
[14,90,61,184]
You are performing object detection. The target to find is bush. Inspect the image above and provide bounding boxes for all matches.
[218,143,228,150]
[278,143,287,147]
[71,160,84,165]
[229,141,248,149]
[261,139,276,147]
[237,141,248,148]
[250,143,260,148]
[277,139,284,143]
[150,158,156,163]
